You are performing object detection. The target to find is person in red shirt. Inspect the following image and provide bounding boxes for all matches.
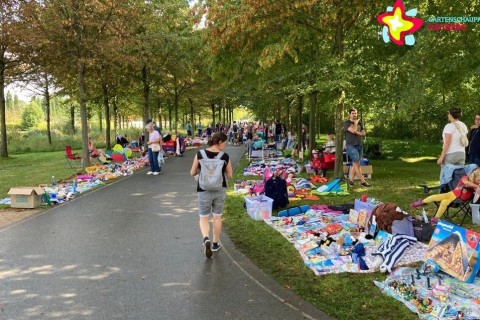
[310,150,322,175]
[412,168,480,218]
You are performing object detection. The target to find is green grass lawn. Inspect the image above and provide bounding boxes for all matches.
[1,138,478,319]
[222,139,480,320]
[0,150,84,204]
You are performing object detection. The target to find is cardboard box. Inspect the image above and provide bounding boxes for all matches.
[343,165,372,180]
[8,187,45,209]
[354,198,380,214]
[423,220,480,283]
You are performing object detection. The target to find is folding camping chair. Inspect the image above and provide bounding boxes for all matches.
[65,146,82,168]
[419,167,475,225]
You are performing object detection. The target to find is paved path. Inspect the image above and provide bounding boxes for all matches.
[0,146,334,320]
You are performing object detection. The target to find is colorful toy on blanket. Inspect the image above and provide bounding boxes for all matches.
[374,265,480,319]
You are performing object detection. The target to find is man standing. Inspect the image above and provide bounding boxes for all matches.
[468,113,480,166]
[275,120,282,142]
[343,108,370,188]
[186,121,192,137]
[232,121,239,145]
[197,122,203,137]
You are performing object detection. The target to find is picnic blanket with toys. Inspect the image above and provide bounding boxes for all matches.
[264,206,427,276]
[1,158,149,206]
[238,159,349,200]
[373,220,480,319]
[375,264,480,319]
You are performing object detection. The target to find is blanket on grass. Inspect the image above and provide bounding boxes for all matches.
[374,265,480,319]
[265,210,427,276]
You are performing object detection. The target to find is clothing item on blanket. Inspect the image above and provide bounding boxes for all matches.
[440,163,477,185]
[372,203,408,234]
[351,243,369,270]
[327,203,355,214]
[294,178,316,189]
[310,204,343,214]
[371,234,417,273]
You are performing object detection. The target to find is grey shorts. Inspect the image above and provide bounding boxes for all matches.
[444,152,465,165]
[198,189,227,217]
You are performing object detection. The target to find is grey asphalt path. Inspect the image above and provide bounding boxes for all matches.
[0,145,334,320]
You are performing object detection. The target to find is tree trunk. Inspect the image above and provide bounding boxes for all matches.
[70,104,75,134]
[296,94,303,151]
[333,17,346,179]
[168,103,172,132]
[44,74,52,145]
[189,97,194,128]
[102,83,111,150]
[0,47,7,158]
[334,89,346,179]
[174,90,179,135]
[142,64,150,149]
[211,102,215,128]
[309,90,317,152]
[113,96,118,135]
[78,60,89,167]
[72,0,90,168]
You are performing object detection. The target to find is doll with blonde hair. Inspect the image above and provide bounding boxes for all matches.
[412,167,480,218]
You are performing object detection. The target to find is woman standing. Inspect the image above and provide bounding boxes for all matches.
[190,132,233,258]
[437,107,468,179]
[146,122,162,175]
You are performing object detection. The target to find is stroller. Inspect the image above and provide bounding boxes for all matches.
[175,135,186,156]
[419,165,477,225]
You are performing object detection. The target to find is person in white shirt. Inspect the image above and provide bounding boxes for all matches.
[324,133,335,154]
[437,107,468,179]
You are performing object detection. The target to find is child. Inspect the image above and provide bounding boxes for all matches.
[310,150,322,175]
[412,168,480,218]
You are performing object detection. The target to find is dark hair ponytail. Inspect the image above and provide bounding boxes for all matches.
[208,132,228,146]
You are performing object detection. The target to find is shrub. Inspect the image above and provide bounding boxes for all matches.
[21,100,44,130]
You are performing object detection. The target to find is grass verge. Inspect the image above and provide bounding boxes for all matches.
[222,151,479,320]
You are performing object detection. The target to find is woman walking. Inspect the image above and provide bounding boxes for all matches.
[190,132,233,258]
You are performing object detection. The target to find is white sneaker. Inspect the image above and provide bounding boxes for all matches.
[153,172,160,175]
[147,171,153,175]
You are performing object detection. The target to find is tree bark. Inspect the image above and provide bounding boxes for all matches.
[142,64,150,149]
[102,83,112,149]
[309,90,317,152]
[43,74,52,145]
[0,46,8,158]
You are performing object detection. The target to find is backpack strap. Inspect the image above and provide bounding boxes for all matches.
[200,149,224,160]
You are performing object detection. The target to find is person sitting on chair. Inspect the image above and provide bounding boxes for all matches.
[88,137,110,163]
[412,167,480,218]
[324,133,335,154]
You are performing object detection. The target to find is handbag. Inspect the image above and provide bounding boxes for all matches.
[157,151,165,166]
[151,143,161,152]
[453,121,469,147]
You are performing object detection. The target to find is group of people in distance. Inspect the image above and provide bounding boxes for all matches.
[90,107,480,260]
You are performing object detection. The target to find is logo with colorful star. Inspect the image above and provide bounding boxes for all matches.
[377,0,423,46]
